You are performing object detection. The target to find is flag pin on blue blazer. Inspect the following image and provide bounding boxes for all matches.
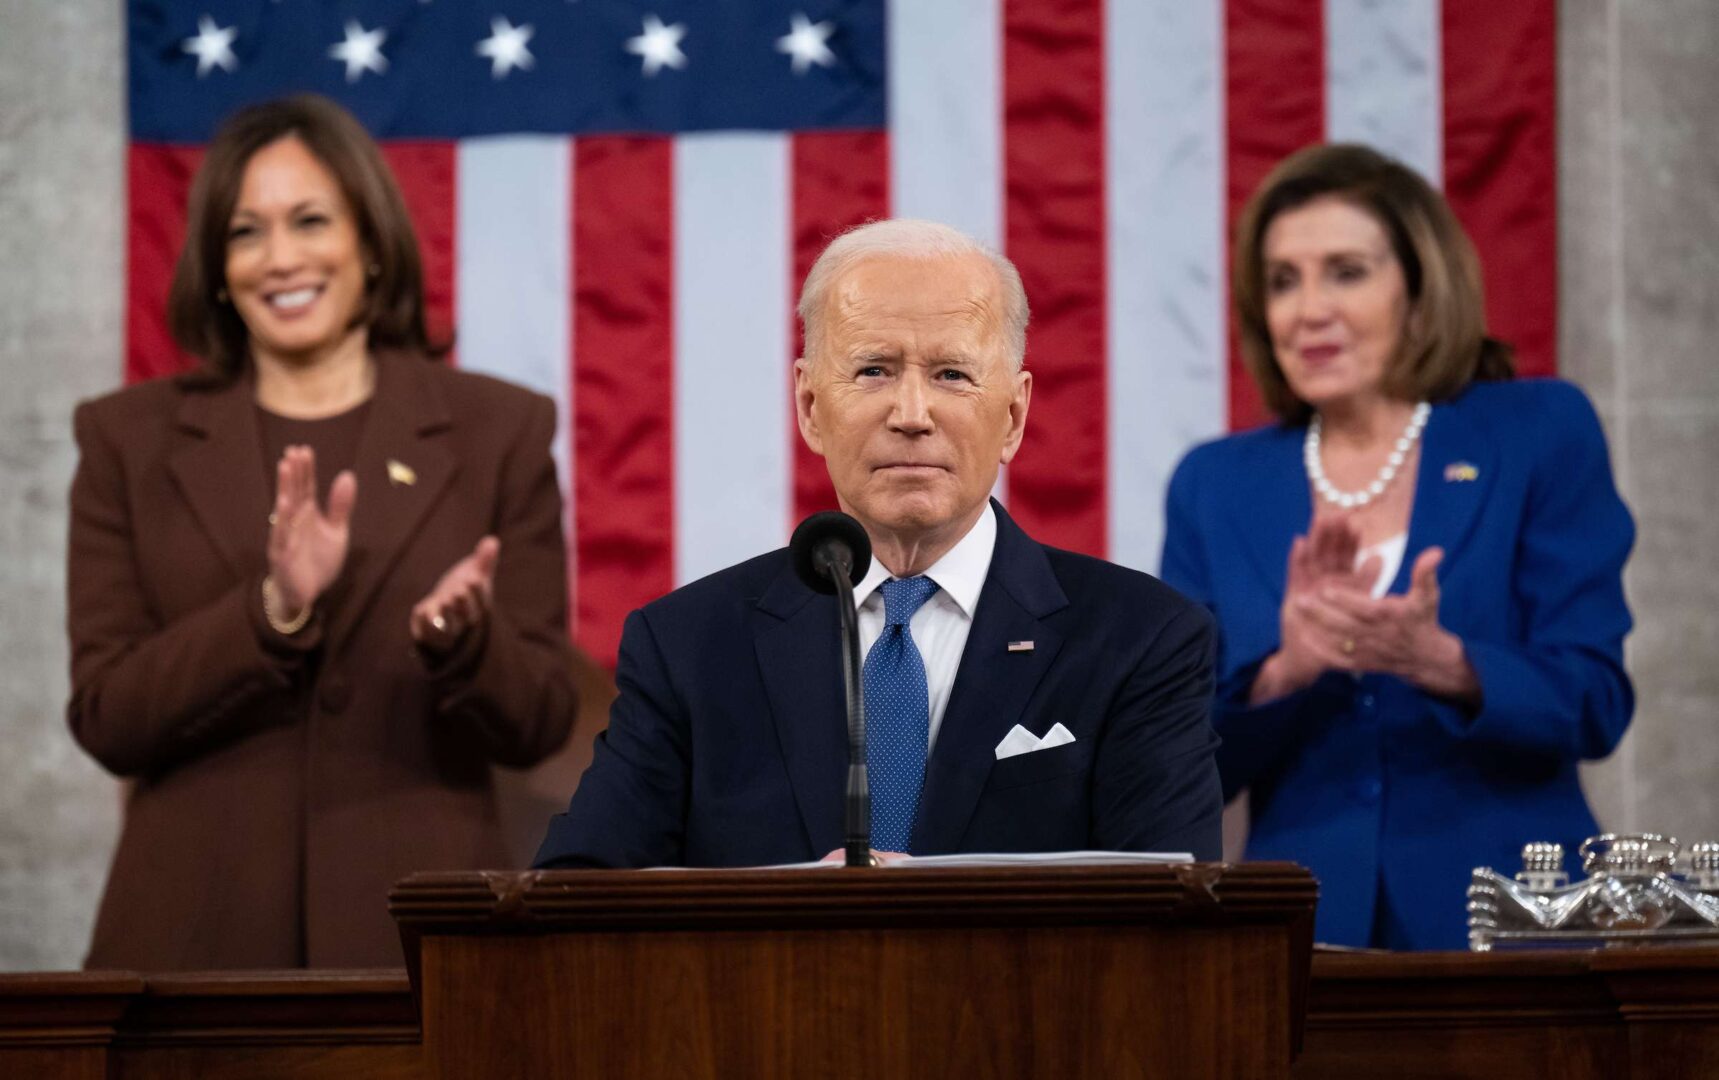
[1007,640,1035,653]
[1444,461,1479,482]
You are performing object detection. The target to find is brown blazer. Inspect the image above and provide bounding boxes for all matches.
[67,352,578,969]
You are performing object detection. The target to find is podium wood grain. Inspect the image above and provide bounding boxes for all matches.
[0,970,422,1080]
[392,863,1318,1080]
[1296,947,1719,1079]
[8,941,1719,1076]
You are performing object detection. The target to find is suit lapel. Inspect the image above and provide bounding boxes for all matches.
[754,568,846,856]
[325,353,456,653]
[168,377,272,579]
[1399,392,1497,592]
[1221,411,1495,599]
[1231,426,1311,601]
[912,503,1069,855]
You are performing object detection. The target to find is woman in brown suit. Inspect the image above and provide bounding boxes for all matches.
[68,95,578,969]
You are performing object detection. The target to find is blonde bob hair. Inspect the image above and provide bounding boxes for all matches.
[1232,143,1513,424]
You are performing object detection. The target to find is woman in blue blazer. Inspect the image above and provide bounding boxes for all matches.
[1161,145,1634,950]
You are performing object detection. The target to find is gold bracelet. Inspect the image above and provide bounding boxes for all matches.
[261,576,313,635]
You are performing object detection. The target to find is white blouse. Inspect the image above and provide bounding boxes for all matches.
[1359,532,1408,598]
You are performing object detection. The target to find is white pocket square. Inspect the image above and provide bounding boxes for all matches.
[993,722,1076,761]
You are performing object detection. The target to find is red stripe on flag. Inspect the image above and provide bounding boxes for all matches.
[1442,0,1557,377]
[126,144,203,384]
[379,143,458,360]
[790,131,891,525]
[1003,0,1108,557]
[1224,0,1324,430]
[572,138,675,666]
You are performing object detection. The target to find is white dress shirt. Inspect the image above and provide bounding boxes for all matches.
[853,503,997,754]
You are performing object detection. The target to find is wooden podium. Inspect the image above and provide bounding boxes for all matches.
[390,862,1317,1079]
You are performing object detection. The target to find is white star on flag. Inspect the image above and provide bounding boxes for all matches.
[329,21,389,83]
[776,13,836,75]
[626,15,688,77]
[476,16,536,79]
[182,15,238,78]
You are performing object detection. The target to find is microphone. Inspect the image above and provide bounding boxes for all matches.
[789,512,873,868]
[790,510,871,594]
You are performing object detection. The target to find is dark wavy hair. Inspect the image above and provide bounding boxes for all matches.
[1232,143,1514,424]
[166,94,446,380]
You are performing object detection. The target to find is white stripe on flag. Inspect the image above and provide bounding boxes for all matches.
[1106,0,1227,573]
[1325,0,1443,184]
[887,0,1006,505]
[673,133,792,585]
[886,0,1003,248]
[455,135,575,515]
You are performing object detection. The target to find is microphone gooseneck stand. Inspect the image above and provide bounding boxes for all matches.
[790,510,875,869]
[816,544,872,868]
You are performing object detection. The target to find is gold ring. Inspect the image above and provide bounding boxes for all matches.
[1342,638,1356,656]
[431,614,447,633]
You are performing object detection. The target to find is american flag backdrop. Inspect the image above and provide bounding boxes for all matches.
[126,1,1557,665]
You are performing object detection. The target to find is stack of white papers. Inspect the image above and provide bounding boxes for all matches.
[645,851,1194,871]
[890,850,1194,868]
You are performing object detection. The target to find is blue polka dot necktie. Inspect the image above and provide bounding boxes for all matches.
[864,576,940,853]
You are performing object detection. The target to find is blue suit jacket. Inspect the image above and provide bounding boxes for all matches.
[536,501,1224,868]
[1161,380,1634,950]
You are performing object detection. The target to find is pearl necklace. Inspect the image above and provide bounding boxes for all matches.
[1304,401,1430,509]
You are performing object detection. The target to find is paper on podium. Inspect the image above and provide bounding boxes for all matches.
[888,850,1193,868]
[646,850,1195,871]
[649,851,1196,870]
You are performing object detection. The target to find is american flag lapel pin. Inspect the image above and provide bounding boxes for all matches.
[1007,640,1035,653]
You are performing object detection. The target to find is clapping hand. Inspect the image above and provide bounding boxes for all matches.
[1303,546,1479,703]
[266,446,357,621]
[1257,516,1378,699]
[410,536,501,654]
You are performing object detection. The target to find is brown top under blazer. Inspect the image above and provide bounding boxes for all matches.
[67,352,578,969]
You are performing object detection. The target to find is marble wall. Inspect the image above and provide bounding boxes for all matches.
[1,0,1714,968]
[1563,0,1719,841]
[0,0,128,971]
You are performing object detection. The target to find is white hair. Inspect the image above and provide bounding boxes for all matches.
[796,219,1030,370]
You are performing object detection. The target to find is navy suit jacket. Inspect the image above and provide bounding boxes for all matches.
[1161,379,1634,949]
[536,501,1223,868]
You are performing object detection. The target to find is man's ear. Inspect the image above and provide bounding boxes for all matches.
[794,357,824,456]
[998,368,1032,465]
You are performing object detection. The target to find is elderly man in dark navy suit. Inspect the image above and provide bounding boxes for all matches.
[535,219,1222,868]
